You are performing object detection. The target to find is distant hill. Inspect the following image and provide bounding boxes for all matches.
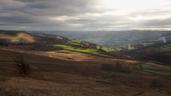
[0,30,69,50]
[0,30,35,44]
[0,30,101,54]
[1,30,171,64]
[34,30,171,48]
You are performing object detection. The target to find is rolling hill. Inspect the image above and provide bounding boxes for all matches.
[0,30,170,96]
[0,46,171,96]
[35,30,171,48]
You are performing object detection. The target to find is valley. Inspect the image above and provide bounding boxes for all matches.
[0,30,170,96]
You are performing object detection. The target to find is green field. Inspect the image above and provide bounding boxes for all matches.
[158,44,171,52]
[54,44,97,53]
[141,64,171,75]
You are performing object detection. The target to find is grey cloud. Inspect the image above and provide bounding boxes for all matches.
[0,0,171,31]
[142,18,171,27]
[0,0,99,30]
[16,0,97,16]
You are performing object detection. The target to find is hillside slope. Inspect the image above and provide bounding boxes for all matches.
[0,30,170,96]
[0,48,170,96]
[123,43,171,65]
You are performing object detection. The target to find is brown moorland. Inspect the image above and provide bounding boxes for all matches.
[0,48,170,96]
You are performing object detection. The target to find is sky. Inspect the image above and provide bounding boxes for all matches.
[0,0,171,31]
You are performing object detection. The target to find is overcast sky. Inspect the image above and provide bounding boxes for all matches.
[0,0,171,31]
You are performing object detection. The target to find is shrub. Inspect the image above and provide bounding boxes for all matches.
[54,46,64,50]
[133,63,144,72]
[15,54,30,76]
[114,63,132,73]
[149,78,162,89]
[101,62,132,73]
[101,64,114,71]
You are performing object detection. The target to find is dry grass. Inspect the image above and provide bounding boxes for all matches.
[0,49,170,96]
[0,33,35,44]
